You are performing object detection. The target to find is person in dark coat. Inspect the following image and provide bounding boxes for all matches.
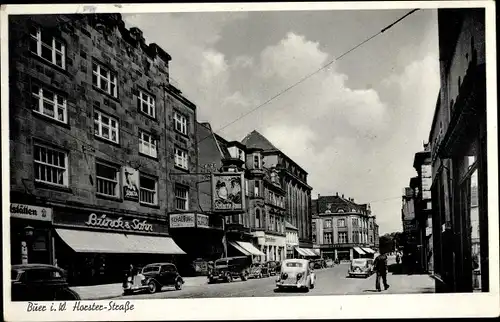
[373,253,390,292]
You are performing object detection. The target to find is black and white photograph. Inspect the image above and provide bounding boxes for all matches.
[1,1,498,321]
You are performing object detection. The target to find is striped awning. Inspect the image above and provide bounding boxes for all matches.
[295,247,319,257]
[353,247,366,255]
[362,247,376,254]
[229,241,251,256]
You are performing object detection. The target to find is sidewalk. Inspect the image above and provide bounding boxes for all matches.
[361,272,435,294]
[71,276,208,300]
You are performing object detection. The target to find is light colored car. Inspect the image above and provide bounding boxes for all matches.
[348,258,374,278]
[275,259,315,292]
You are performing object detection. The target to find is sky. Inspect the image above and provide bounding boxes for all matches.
[124,8,440,235]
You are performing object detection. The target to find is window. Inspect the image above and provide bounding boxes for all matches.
[254,180,260,197]
[174,148,189,170]
[174,112,187,135]
[324,232,332,244]
[139,174,157,205]
[31,85,67,123]
[253,154,261,169]
[29,26,65,69]
[255,208,261,228]
[175,185,189,210]
[92,62,117,97]
[325,219,332,228]
[139,131,157,158]
[138,90,155,118]
[94,111,119,143]
[338,232,347,244]
[245,179,249,196]
[96,162,119,197]
[338,218,346,227]
[33,144,68,186]
[352,218,358,227]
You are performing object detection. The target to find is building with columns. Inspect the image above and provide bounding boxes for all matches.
[312,193,378,261]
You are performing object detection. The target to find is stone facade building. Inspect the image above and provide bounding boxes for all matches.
[312,194,378,261]
[242,131,313,250]
[8,14,195,285]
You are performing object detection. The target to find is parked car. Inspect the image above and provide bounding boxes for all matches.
[208,256,251,283]
[311,259,326,269]
[11,264,81,301]
[348,258,374,278]
[192,258,210,276]
[275,259,315,292]
[248,263,270,279]
[325,258,335,267]
[124,263,184,294]
[266,261,281,276]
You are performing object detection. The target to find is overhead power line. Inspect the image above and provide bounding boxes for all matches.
[196,8,420,145]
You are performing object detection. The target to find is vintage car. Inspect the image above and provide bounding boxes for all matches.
[348,258,374,278]
[248,263,270,279]
[123,263,184,295]
[208,256,251,283]
[266,261,281,276]
[275,259,315,292]
[11,264,81,301]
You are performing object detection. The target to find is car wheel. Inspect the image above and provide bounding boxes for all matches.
[303,287,310,293]
[148,281,157,294]
[241,274,247,281]
[226,274,233,283]
[175,279,182,290]
[310,283,315,289]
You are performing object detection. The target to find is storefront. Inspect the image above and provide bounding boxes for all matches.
[253,231,286,262]
[10,203,54,266]
[52,205,185,286]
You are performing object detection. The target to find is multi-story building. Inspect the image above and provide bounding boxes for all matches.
[285,222,299,259]
[429,8,487,293]
[312,194,378,261]
[242,130,313,250]
[8,14,194,285]
[413,146,433,273]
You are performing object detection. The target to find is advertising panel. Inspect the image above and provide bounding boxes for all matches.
[10,203,52,222]
[169,214,196,228]
[196,214,210,228]
[211,172,245,212]
[123,166,139,201]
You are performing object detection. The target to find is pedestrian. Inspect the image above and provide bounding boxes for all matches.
[373,252,390,292]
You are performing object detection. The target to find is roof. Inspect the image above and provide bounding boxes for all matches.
[314,195,368,214]
[241,130,279,151]
[285,221,299,231]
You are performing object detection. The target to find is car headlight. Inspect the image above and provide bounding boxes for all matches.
[296,273,303,280]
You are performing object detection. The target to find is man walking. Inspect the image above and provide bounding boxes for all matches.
[373,252,390,292]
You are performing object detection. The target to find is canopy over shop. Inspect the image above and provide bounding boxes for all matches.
[295,247,320,258]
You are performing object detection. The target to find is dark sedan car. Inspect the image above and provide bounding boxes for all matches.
[11,264,81,301]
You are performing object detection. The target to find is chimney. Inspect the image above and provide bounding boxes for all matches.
[336,192,338,197]
[342,194,344,198]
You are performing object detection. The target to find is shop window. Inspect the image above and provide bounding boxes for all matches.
[174,112,187,135]
[29,25,66,69]
[94,110,119,143]
[33,143,68,186]
[139,174,158,205]
[31,84,67,123]
[96,162,120,197]
[175,185,189,210]
[174,147,189,170]
[137,89,156,118]
[139,130,158,158]
[92,62,117,97]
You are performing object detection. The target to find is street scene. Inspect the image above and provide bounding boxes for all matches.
[4,2,493,309]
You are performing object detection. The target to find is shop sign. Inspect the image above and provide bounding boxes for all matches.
[10,203,52,222]
[85,213,153,232]
[211,172,245,212]
[170,214,196,228]
[264,235,286,247]
[196,214,210,229]
[123,166,139,201]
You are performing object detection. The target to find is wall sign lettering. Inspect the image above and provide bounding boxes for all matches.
[85,213,153,232]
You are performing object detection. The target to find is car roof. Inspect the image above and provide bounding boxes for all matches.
[282,259,308,264]
[12,264,62,271]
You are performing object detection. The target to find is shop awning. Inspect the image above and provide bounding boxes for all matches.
[235,241,265,256]
[362,247,375,254]
[312,249,321,256]
[295,247,317,257]
[55,229,186,255]
[228,241,251,256]
[353,247,366,255]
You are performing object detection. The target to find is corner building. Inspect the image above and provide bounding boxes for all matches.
[8,14,192,286]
